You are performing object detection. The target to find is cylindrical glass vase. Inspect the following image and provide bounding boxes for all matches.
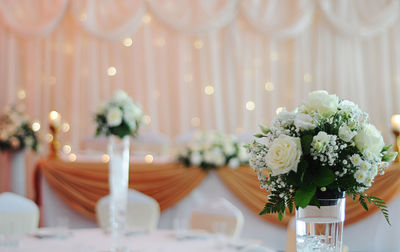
[108,136,130,251]
[6,150,26,196]
[296,192,346,252]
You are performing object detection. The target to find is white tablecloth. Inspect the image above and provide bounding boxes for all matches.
[3,228,275,252]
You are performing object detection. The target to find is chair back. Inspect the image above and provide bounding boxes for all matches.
[190,197,244,238]
[0,192,39,236]
[96,189,160,231]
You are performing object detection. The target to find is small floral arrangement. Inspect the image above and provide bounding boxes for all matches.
[246,90,397,223]
[0,104,38,152]
[95,90,144,138]
[178,131,249,170]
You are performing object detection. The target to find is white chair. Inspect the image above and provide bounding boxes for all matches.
[96,189,160,231]
[190,197,244,238]
[0,192,39,236]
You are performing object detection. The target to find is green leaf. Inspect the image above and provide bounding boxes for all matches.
[300,135,313,155]
[295,184,316,208]
[297,160,309,183]
[253,133,265,138]
[382,152,398,162]
[278,212,283,221]
[287,171,299,187]
[359,195,369,211]
[382,144,393,152]
[313,166,334,186]
[259,125,271,134]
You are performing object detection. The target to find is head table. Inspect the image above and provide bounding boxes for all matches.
[3,228,274,252]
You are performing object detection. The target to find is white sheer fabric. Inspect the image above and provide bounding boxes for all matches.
[0,0,399,155]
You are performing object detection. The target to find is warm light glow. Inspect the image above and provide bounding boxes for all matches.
[69,153,77,162]
[191,117,200,127]
[155,37,165,47]
[49,111,61,127]
[144,115,151,125]
[194,39,204,49]
[63,145,71,154]
[276,107,284,115]
[32,121,41,132]
[392,114,400,131]
[46,134,53,143]
[236,127,243,133]
[264,82,274,92]
[80,13,87,22]
[101,154,110,163]
[184,73,193,83]
[63,43,73,54]
[304,73,312,83]
[246,101,256,111]
[107,67,117,76]
[123,38,133,47]
[204,85,214,95]
[49,76,56,85]
[270,51,279,61]
[17,89,26,100]
[62,123,70,132]
[142,14,152,24]
[145,154,154,164]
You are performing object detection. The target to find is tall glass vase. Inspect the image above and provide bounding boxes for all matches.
[108,136,130,252]
[5,150,26,196]
[296,191,346,252]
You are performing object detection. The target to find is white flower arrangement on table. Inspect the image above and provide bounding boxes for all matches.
[246,90,397,223]
[178,131,249,171]
[95,90,144,138]
[0,104,38,152]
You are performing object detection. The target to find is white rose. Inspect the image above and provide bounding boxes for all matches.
[113,90,128,103]
[106,107,123,127]
[303,90,339,117]
[312,131,330,152]
[190,151,202,166]
[223,142,236,156]
[354,124,384,156]
[228,158,240,169]
[294,113,316,130]
[265,135,302,176]
[338,124,356,142]
[203,150,214,163]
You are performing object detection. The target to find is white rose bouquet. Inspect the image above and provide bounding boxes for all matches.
[178,131,249,170]
[246,90,397,223]
[95,90,144,138]
[0,104,38,152]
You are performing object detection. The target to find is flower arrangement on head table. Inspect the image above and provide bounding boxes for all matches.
[178,131,249,171]
[95,90,144,138]
[0,103,38,152]
[246,90,397,223]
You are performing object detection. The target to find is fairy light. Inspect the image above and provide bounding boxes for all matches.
[145,154,154,164]
[80,13,87,22]
[101,154,110,163]
[155,37,165,47]
[62,145,71,154]
[276,107,284,115]
[123,38,133,47]
[191,117,200,127]
[17,89,26,100]
[107,66,117,76]
[32,121,41,132]
[304,73,312,83]
[142,14,152,24]
[46,133,53,143]
[246,101,256,111]
[264,82,274,92]
[194,39,204,49]
[184,73,193,83]
[69,153,77,162]
[61,122,70,132]
[204,85,214,95]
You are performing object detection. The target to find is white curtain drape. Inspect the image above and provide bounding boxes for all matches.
[0,0,400,154]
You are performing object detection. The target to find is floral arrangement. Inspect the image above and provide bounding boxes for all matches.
[0,104,38,152]
[95,90,144,138]
[178,131,249,170]
[246,90,397,223]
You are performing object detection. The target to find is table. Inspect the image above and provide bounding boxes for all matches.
[4,228,275,252]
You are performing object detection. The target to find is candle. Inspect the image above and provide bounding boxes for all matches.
[49,110,61,127]
[392,115,400,132]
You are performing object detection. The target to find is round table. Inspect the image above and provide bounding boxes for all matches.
[5,228,275,252]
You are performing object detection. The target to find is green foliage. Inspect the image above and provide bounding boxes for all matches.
[295,184,316,208]
[259,125,271,134]
[382,144,393,152]
[313,166,334,186]
[359,194,390,225]
[300,134,313,155]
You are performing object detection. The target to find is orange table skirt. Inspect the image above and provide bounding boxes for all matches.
[36,158,400,227]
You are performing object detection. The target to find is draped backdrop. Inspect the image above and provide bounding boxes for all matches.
[1,0,400,155]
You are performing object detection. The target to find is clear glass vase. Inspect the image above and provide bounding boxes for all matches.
[296,192,346,252]
[108,135,130,252]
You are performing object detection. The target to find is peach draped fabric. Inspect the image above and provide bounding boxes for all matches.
[217,164,400,226]
[36,158,207,219]
[37,159,400,226]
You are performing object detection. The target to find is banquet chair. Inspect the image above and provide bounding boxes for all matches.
[0,192,39,236]
[96,189,160,231]
[190,197,244,238]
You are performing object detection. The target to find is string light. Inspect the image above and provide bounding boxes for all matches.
[80,13,87,22]
[123,38,133,47]
[32,121,41,132]
[264,82,274,92]
[101,154,110,163]
[17,89,26,100]
[107,66,117,76]
[154,37,165,47]
[144,115,151,125]
[184,73,193,83]
[204,85,214,95]
[194,39,204,49]
[62,122,70,133]
[246,101,256,111]
[304,73,312,83]
[63,145,71,154]
[142,14,152,24]
[191,117,200,127]
[145,154,154,164]
[276,107,284,115]
[69,153,77,162]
